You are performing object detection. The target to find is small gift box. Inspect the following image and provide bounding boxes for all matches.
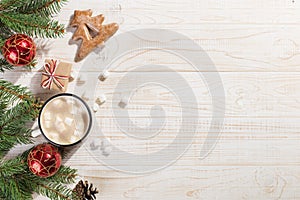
[41,59,72,92]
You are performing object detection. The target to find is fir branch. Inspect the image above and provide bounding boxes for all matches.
[1,177,33,200]
[0,157,32,200]
[24,59,38,71]
[0,0,68,18]
[0,79,35,103]
[23,167,77,200]
[0,12,65,38]
[25,0,68,18]
[0,103,34,156]
[0,58,13,72]
[0,101,37,127]
[0,156,27,177]
[47,166,78,184]
[0,80,41,111]
[0,1,78,198]
[0,58,37,73]
[35,182,74,200]
[0,151,77,200]
[0,80,41,157]
[0,21,13,40]
[0,132,32,157]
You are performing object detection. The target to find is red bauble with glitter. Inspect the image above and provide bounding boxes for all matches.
[2,34,36,66]
[27,143,62,178]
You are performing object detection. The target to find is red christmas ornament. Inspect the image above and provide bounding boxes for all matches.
[2,34,36,66]
[27,143,62,178]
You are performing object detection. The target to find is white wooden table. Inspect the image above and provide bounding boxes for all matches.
[3,0,300,199]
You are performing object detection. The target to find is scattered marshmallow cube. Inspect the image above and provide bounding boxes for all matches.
[101,138,111,148]
[31,120,39,130]
[81,92,90,101]
[93,103,99,112]
[69,71,75,82]
[102,146,112,157]
[96,94,106,105]
[101,138,112,156]
[119,96,129,108]
[98,70,110,81]
[31,129,41,138]
[78,73,87,83]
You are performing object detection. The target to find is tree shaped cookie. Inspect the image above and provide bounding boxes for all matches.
[70,9,119,62]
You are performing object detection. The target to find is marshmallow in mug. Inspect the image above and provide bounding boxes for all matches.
[39,94,92,146]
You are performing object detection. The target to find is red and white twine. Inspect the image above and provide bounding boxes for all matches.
[41,59,69,89]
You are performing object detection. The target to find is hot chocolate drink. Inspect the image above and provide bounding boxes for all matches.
[39,94,91,146]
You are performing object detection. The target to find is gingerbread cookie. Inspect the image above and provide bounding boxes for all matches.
[70,9,119,62]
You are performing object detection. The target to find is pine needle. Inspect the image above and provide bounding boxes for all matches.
[0,59,13,72]
[0,0,79,198]
[0,80,40,157]
[0,0,68,18]
[0,12,65,38]
[0,153,77,200]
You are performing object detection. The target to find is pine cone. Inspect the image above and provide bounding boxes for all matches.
[73,180,99,200]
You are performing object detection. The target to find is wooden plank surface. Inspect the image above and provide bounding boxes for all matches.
[4,0,300,199]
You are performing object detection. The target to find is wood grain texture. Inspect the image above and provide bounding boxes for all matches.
[4,0,300,199]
